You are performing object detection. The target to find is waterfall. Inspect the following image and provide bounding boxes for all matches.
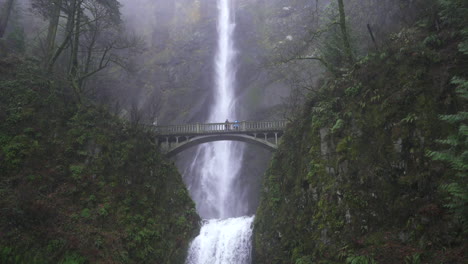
[185,0,254,263]
[186,216,254,264]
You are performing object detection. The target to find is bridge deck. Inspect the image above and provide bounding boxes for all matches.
[155,120,287,137]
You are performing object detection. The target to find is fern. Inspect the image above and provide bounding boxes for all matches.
[404,253,421,264]
[451,77,468,95]
[428,77,468,233]
[439,112,468,123]
[346,255,378,264]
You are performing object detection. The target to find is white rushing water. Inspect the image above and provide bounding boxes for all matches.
[186,216,254,264]
[185,0,254,263]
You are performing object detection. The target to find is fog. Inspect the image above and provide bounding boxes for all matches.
[1,0,425,125]
[0,0,428,217]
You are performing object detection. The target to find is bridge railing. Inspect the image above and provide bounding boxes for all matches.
[155,120,287,136]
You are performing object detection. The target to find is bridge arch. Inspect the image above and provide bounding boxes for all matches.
[155,120,287,157]
[165,134,277,157]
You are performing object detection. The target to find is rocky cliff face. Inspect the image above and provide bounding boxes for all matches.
[252,10,467,263]
[0,57,199,263]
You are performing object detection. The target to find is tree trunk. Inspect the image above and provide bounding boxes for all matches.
[45,0,63,66]
[0,0,15,38]
[68,0,82,103]
[47,0,74,72]
[70,0,81,78]
[337,0,354,64]
[367,23,378,49]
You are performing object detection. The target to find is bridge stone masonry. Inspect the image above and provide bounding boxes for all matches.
[155,120,288,157]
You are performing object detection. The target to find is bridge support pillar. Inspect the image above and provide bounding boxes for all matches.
[275,132,278,145]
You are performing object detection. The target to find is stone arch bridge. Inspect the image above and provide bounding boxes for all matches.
[155,120,287,157]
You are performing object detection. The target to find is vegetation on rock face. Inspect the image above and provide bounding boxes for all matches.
[0,57,199,263]
[1,0,467,263]
[426,0,468,236]
[253,1,468,263]
[428,76,468,235]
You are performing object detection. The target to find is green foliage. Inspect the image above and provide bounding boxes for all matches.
[1,134,39,170]
[331,119,345,134]
[405,253,421,264]
[423,34,443,48]
[253,5,467,262]
[345,83,362,97]
[437,0,468,60]
[46,239,65,254]
[176,216,188,228]
[401,113,418,124]
[0,246,86,264]
[0,58,199,263]
[346,255,377,264]
[69,164,85,180]
[98,203,110,217]
[427,77,468,233]
[295,255,314,264]
[80,208,91,219]
[438,0,468,26]
[458,29,468,55]
[60,254,87,264]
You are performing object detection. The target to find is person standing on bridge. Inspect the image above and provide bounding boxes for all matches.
[225,119,229,130]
